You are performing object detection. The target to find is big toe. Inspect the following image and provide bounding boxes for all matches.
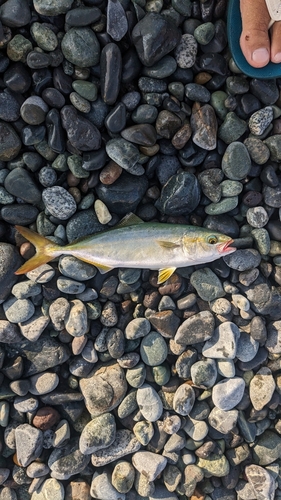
[240,0,271,68]
[271,21,281,63]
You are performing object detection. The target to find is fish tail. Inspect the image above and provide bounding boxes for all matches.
[15,225,62,275]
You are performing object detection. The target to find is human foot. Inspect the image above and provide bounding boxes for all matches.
[240,0,281,67]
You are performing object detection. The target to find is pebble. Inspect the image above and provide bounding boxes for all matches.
[212,377,245,410]
[203,321,240,359]
[208,407,238,434]
[48,437,90,480]
[42,186,76,220]
[140,332,168,366]
[91,429,141,466]
[245,465,275,500]
[136,383,163,421]
[249,367,276,411]
[191,359,217,389]
[190,267,225,301]
[222,142,251,180]
[15,424,43,467]
[224,249,261,271]
[3,297,34,324]
[174,310,214,345]
[175,34,197,68]
[246,207,269,228]
[79,413,116,454]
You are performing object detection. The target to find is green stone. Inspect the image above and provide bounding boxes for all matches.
[264,135,281,161]
[86,301,101,320]
[152,363,170,386]
[30,22,58,51]
[197,454,229,477]
[190,268,225,302]
[52,154,69,172]
[222,142,251,180]
[117,390,138,419]
[61,27,100,67]
[210,91,228,120]
[168,82,185,101]
[253,430,281,465]
[142,55,177,79]
[205,196,238,215]
[126,362,146,388]
[7,34,32,62]
[220,181,243,197]
[69,92,91,114]
[194,22,215,45]
[132,104,158,124]
[36,212,56,236]
[133,420,154,446]
[218,112,247,144]
[140,332,168,366]
[35,140,57,161]
[78,193,95,210]
[67,155,89,178]
[171,0,192,16]
[251,228,271,255]
[244,137,270,165]
[33,0,74,15]
[72,80,98,102]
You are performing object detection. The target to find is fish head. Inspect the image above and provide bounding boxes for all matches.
[183,230,236,263]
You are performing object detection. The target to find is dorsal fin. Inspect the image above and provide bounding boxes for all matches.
[115,212,144,229]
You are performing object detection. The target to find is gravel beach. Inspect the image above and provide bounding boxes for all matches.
[0,0,281,499]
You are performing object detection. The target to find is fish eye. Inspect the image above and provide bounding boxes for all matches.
[208,235,218,245]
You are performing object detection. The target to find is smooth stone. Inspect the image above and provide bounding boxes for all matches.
[183,416,208,441]
[107,0,128,41]
[19,313,49,342]
[33,0,74,15]
[0,0,30,27]
[263,134,281,161]
[253,430,281,465]
[250,78,279,105]
[132,104,158,124]
[5,167,41,204]
[0,243,23,300]
[100,43,122,105]
[218,112,247,143]
[140,332,168,366]
[132,13,181,67]
[190,267,225,301]
[4,61,31,93]
[59,256,96,280]
[0,122,22,161]
[198,168,223,203]
[91,471,125,500]
[111,461,135,494]
[66,209,103,242]
[29,372,59,395]
[249,106,273,135]
[61,105,101,151]
[194,22,215,44]
[174,311,215,345]
[222,142,251,180]
[79,413,116,454]
[0,320,23,343]
[125,318,151,340]
[156,110,182,139]
[91,430,141,466]
[244,137,270,165]
[72,81,97,102]
[106,138,140,174]
[20,96,49,126]
[80,362,127,417]
[208,407,238,434]
[202,321,240,359]
[220,180,243,197]
[263,179,281,207]
[26,264,55,283]
[3,297,34,324]
[172,383,195,415]
[42,186,76,220]
[175,34,197,68]
[46,108,65,154]
[236,331,259,362]
[30,22,58,51]
[212,377,246,410]
[245,465,275,500]
[223,249,261,271]
[61,28,100,67]
[190,104,217,150]
[65,6,101,26]
[142,56,177,78]
[249,367,275,411]
[155,172,201,215]
[105,103,126,134]
[139,76,167,93]
[126,363,146,388]
[96,172,148,215]
[246,207,269,228]
[132,452,167,482]
[205,196,238,215]
[48,438,90,480]
[65,299,88,337]
[196,453,229,477]
[136,383,163,421]
[15,424,43,467]
[121,124,157,146]
[191,359,217,389]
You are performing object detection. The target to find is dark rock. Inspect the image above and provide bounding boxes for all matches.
[4,167,41,204]
[155,172,201,215]
[1,204,38,225]
[100,43,122,105]
[0,243,23,301]
[61,105,101,151]
[0,0,31,27]
[107,0,128,41]
[61,27,100,67]
[132,13,181,67]
[0,91,20,122]
[96,172,148,215]
[0,122,22,161]
[46,108,65,154]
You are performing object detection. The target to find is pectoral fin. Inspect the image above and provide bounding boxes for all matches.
[157,240,180,249]
[157,267,176,284]
[75,255,114,274]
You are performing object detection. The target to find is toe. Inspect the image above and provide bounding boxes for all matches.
[240,0,271,68]
[271,21,281,62]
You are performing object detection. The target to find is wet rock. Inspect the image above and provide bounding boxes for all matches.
[190,104,217,150]
[155,172,201,215]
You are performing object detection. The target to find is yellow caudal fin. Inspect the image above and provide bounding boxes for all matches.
[15,226,61,275]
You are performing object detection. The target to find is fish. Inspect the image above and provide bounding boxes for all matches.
[14,213,236,284]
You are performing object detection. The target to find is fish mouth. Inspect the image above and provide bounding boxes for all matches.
[217,239,236,254]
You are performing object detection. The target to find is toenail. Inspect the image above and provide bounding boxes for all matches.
[252,48,270,63]
[273,52,281,63]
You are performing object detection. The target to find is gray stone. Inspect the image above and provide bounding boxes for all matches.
[140,332,168,366]
[212,377,245,410]
[249,367,275,411]
[42,186,76,220]
[61,28,100,67]
[15,424,43,467]
[79,413,116,454]
[132,451,167,482]
[136,383,163,421]
[48,437,90,480]
[175,34,197,68]
[222,142,251,180]
[245,464,275,500]
[190,267,225,301]
[191,359,217,389]
[3,297,35,324]
[91,429,141,466]
[91,471,125,500]
[202,321,240,359]
[172,383,195,416]
[208,407,238,434]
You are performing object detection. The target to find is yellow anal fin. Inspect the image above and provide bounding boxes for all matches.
[115,212,144,229]
[157,267,176,284]
[157,240,180,249]
[74,255,114,274]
